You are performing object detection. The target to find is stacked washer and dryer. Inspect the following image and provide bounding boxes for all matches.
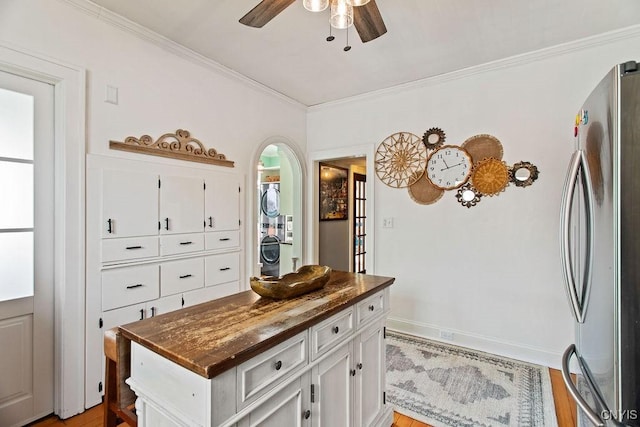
[259,182,284,277]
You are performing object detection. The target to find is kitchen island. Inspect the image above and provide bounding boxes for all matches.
[119,270,395,427]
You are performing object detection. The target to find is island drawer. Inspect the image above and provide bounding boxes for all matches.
[101,236,159,263]
[310,307,354,360]
[356,288,388,329]
[236,330,308,410]
[102,265,159,311]
[205,230,240,251]
[160,258,204,297]
[160,233,204,256]
[205,252,240,286]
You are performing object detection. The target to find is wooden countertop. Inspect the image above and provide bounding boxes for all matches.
[118,270,394,379]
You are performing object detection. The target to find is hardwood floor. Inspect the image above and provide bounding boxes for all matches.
[29,369,576,427]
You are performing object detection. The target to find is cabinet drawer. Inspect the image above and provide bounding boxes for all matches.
[356,289,387,329]
[237,331,308,409]
[205,252,240,286]
[102,265,159,311]
[160,258,204,297]
[102,302,147,330]
[310,307,354,360]
[160,234,204,256]
[205,230,240,251]
[184,281,239,308]
[101,236,159,263]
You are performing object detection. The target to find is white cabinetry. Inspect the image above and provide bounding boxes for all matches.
[127,287,392,427]
[85,155,244,407]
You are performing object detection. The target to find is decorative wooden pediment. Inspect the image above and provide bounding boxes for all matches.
[109,129,234,168]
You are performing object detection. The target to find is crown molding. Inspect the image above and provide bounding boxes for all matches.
[61,0,307,111]
[309,23,640,111]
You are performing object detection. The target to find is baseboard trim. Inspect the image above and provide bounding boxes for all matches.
[386,317,563,370]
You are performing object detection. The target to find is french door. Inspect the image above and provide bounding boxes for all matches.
[0,71,54,426]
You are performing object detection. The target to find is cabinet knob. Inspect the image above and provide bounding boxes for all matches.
[303,410,311,420]
[368,305,375,311]
[332,326,339,334]
[357,363,363,370]
[274,360,282,370]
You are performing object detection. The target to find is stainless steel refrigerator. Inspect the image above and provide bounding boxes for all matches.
[560,61,640,427]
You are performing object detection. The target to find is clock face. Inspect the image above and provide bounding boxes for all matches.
[426,146,472,190]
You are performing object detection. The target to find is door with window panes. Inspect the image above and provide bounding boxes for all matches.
[353,173,366,273]
[0,71,55,425]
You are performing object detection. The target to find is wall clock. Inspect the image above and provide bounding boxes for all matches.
[426,145,472,190]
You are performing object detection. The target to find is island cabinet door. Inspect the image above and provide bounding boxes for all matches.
[237,375,310,427]
[354,319,385,427]
[310,342,353,427]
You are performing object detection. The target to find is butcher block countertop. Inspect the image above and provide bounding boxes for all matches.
[118,270,395,379]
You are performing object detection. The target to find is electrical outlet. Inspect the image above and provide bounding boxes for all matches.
[382,217,394,228]
[440,330,454,340]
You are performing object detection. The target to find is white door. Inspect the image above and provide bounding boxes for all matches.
[204,175,240,231]
[311,343,353,427]
[354,321,385,427]
[159,175,204,234]
[0,71,54,425]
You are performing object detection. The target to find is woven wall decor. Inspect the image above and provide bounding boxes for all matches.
[375,132,428,188]
[462,134,503,164]
[471,158,510,196]
[408,172,444,205]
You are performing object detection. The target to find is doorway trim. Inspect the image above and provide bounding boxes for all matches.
[249,136,306,279]
[307,144,376,274]
[0,43,86,418]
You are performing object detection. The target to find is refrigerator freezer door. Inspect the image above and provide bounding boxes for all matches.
[562,344,605,427]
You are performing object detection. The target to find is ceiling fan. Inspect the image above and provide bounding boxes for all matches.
[239,0,387,43]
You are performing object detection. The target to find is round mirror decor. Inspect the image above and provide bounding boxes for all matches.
[509,161,539,187]
[455,183,482,208]
[422,127,446,150]
[375,132,428,188]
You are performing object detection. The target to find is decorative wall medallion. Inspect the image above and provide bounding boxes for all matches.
[462,134,503,164]
[426,145,472,190]
[471,158,509,196]
[509,161,539,187]
[109,129,234,167]
[408,172,445,205]
[422,127,446,150]
[375,132,428,188]
[455,183,482,208]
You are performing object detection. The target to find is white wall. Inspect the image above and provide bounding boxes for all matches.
[307,27,640,367]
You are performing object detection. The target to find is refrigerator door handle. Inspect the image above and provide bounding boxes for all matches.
[560,151,584,322]
[561,344,605,427]
[560,150,595,323]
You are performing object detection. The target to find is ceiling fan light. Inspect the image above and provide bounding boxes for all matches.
[346,0,370,6]
[330,0,353,29]
[303,0,329,12]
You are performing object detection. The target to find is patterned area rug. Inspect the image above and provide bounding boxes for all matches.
[386,331,558,427]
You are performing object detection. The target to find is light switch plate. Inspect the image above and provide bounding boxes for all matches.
[382,217,394,228]
[105,85,118,105]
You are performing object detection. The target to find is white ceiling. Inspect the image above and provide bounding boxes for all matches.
[88,0,640,106]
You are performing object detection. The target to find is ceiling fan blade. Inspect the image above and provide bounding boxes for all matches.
[353,0,387,43]
[239,0,297,28]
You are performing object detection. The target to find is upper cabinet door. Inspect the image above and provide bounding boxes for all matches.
[102,170,159,238]
[160,175,205,234]
[204,175,240,232]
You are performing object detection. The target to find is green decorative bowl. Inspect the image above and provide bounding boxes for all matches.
[250,265,332,299]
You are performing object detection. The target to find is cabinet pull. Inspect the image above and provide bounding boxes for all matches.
[303,410,311,420]
[274,360,282,370]
[126,284,143,289]
[150,307,156,317]
[350,369,356,376]
[332,326,339,334]
[125,245,143,250]
[179,274,192,279]
[139,309,144,320]
[164,218,169,230]
[208,216,213,228]
[219,237,230,241]
[357,363,363,370]
[181,296,185,306]
[107,218,113,234]
[219,267,231,271]
[368,304,375,311]
[179,241,193,245]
